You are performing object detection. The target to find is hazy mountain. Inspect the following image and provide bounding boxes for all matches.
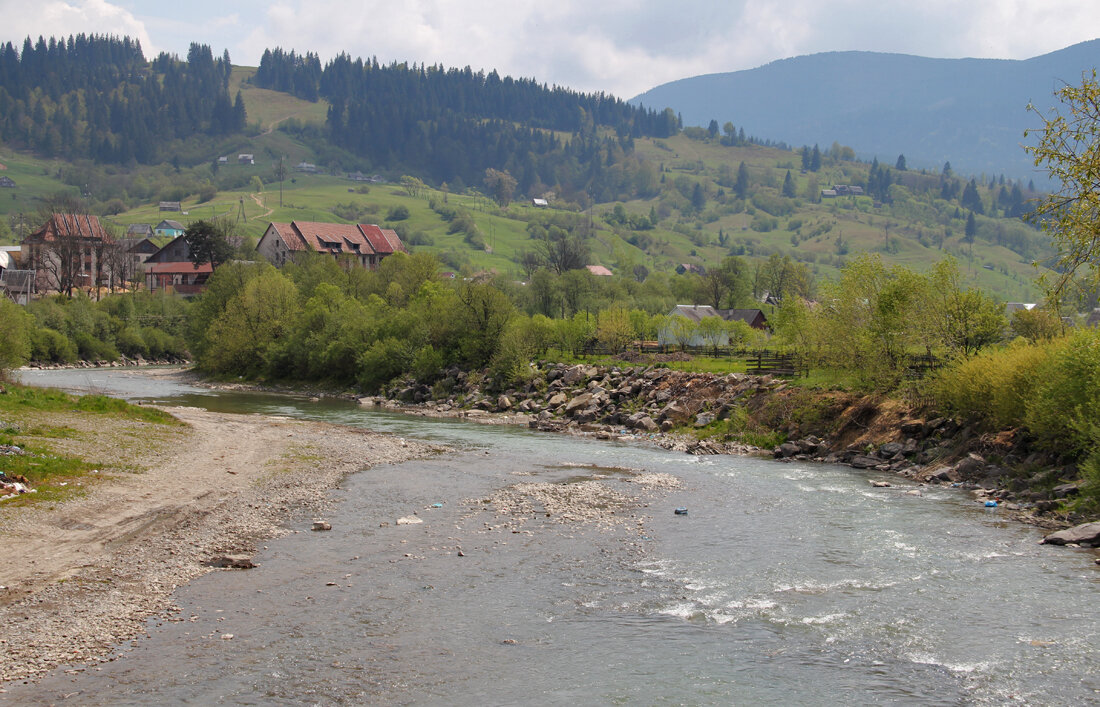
[630,39,1100,180]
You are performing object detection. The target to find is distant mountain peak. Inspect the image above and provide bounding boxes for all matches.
[630,39,1100,178]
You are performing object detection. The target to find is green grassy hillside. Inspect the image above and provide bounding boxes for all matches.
[0,71,1051,302]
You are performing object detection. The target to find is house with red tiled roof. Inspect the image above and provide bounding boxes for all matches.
[257,221,406,269]
[21,214,115,295]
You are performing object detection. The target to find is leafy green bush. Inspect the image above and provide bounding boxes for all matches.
[1025,328,1100,453]
[30,328,78,364]
[72,332,120,362]
[932,339,1052,429]
[356,337,412,392]
[115,326,149,358]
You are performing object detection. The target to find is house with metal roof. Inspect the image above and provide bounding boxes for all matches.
[657,304,768,347]
[20,214,115,295]
[257,221,406,269]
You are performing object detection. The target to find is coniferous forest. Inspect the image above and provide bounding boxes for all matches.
[0,35,244,164]
[255,48,681,196]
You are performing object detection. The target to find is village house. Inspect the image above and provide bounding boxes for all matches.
[154,219,186,239]
[257,221,406,269]
[657,304,768,347]
[0,246,32,304]
[238,154,255,165]
[158,201,181,212]
[676,263,706,276]
[21,214,117,295]
[117,236,161,272]
[143,235,209,295]
[0,176,16,188]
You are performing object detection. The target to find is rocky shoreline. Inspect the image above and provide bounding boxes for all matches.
[354,361,1098,543]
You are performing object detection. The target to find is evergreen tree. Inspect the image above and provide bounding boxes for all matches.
[782,170,796,198]
[810,144,822,171]
[735,161,750,199]
[895,154,907,170]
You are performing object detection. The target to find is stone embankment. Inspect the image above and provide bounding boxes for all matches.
[22,355,190,370]
[363,361,1095,533]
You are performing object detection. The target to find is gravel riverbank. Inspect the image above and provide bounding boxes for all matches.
[0,406,437,685]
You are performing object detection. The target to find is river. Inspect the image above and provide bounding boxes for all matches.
[9,368,1100,705]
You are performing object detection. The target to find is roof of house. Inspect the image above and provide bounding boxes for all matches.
[267,221,404,257]
[127,223,154,235]
[667,305,767,326]
[669,304,723,323]
[145,261,213,275]
[586,265,613,276]
[720,308,767,325]
[23,214,113,244]
[155,219,186,231]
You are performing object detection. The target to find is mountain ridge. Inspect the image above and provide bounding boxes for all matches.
[630,39,1100,179]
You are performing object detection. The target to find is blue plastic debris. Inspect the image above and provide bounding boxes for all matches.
[984,500,998,507]
[430,503,443,508]
[674,507,689,515]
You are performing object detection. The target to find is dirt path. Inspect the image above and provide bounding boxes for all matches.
[249,191,274,219]
[0,406,435,684]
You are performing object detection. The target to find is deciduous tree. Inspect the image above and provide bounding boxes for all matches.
[1025,69,1100,300]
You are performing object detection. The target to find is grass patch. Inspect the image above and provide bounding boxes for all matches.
[0,384,181,426]
[692,406,786,449]
[0,383,184,506]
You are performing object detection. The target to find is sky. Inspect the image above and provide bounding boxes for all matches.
[2,0,1098,99]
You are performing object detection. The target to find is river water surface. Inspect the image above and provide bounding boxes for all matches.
[8,368,1099,705]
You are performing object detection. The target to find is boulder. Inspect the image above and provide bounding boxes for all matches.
[546,393,567,408]
[900,420,925,436]
[879,442,905,458]
[849,455,881,469]
[774,442,801,459]
[954,453,986,479]
[564,392,594,415]
[312,520,332,531]
[1041,521,1100,546]
[694,412,715,428]
[1052,483,1080,499]
[658,402,692,425]
[929,466,957,483]
[627,413,658,432]
[561,365,591,386]
[207,554,256,569]
[497,395,513,411]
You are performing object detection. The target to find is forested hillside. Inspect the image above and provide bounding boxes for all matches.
[255,48,680,199]
[0,35,244,164]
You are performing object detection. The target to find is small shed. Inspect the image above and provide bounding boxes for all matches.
[0,176,15,188]
[238,154,255,165]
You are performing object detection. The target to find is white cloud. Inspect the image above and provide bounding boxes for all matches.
[0,0,154,54]
[2,1,1097,98]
